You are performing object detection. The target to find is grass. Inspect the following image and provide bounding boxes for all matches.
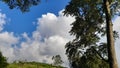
[7,61,65,68]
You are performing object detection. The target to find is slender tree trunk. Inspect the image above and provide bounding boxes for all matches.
[103,0,118,68]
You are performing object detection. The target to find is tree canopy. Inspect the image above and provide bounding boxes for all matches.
[1,0,41,12]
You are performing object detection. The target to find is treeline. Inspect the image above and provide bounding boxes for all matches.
[0,52,65,68]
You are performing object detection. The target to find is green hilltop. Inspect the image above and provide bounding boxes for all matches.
[7,62,66,68]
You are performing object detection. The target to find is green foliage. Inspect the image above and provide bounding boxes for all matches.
[7,61,64,68]
[1,0,40,12]
[0,51,8,68]
[70,54,109,68]
[64,0,105,45]
[66,41,109,68]
[52,55,63,66]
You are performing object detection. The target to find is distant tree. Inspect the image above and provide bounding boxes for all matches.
[1,0,41,12]
[0,51,8,68]
[52,55,63,66]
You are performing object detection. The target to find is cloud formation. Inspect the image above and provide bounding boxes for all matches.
[16,11,74,66]
[0,10,75,67]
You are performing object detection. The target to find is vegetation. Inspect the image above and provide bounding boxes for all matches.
[52,55,63,66]
[0,51,8,68]
[1,0,40,12]
[64,0,120,68]
[7,61,65,68]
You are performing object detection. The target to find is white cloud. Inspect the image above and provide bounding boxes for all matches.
[0,32,19,62]
[0,12,6,31]
[13,11,75,67]
[37,11,75,39]
[0,10,74,67]
[0,32,18,44]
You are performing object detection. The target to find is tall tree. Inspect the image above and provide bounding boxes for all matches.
[1,0,40,12]
[103,0,118,68]
[64,0,119,68]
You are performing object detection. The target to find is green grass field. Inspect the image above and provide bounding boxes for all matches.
[7,62,65,68]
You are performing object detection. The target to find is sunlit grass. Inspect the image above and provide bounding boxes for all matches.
[7,62,64,68]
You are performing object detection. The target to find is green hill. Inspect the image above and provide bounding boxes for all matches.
[7,62,66,68]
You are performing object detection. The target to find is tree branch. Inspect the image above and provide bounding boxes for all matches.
[92,47,108,63]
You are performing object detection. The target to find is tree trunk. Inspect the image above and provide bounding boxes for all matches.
[103,0,118,68]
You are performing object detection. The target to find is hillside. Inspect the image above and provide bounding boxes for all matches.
[7,62,66,68]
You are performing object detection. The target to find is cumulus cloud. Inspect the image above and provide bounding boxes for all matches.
[13,11,75,66]
[37,11,74,39]
[0,32,19,62]
[0,10,75,67]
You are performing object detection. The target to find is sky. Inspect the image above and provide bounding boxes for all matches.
[0,0,120,68]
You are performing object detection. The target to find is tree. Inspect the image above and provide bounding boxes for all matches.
[103,0,118,68]
[1,0,41,12]
[52,55,63,66]
[0,51,8,68]
[64,0,119,68]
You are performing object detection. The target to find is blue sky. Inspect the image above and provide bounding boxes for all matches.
[0,0,69,35]
[0,0,120,67]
